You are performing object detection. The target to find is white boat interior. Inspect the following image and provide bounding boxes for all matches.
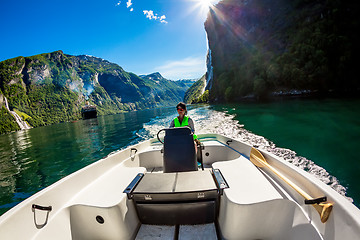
[1,128,360,240]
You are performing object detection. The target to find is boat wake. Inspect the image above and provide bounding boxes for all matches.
[136,105,352,203]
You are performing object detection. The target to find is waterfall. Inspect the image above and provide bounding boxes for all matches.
[4,97,31,130]
[205,48,214,90]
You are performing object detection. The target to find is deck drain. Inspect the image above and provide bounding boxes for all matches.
[96,215,105,224]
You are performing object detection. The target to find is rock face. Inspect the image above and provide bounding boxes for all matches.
[0,51,191,134]
[205,0,360,101]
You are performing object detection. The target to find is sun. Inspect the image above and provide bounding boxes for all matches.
[197,0,217,10]
[189,0,218,20]
[199,0,213,8]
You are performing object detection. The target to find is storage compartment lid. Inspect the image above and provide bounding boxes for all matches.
[132,170,218,202]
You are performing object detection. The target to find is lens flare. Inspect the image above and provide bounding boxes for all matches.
[199,0,213,8]
[188,0,219,20]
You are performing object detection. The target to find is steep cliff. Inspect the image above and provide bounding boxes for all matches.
[0,51,191,134]
[205,0,360,101]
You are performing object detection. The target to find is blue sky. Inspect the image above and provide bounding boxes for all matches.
[0,0,219,80]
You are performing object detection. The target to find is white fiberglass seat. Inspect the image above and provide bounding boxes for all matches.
[213,157,322,240]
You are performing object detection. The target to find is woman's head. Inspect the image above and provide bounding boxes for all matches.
[176,102,187,115]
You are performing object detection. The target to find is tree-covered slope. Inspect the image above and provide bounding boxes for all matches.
[184,74,208,104]
[205,0,360,101]
[0,51,191,134]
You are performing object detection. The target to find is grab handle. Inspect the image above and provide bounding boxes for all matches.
[32,204,52,211]
[32,204,52,229]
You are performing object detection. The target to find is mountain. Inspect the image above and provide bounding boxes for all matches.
[139,72,195,103]
[205,0,360,101]
[0,51,191,134]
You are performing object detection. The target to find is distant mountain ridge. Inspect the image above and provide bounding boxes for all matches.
[139,72,196,85]
[0,51,192,134]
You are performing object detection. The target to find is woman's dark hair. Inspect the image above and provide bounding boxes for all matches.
[176,102,187,115]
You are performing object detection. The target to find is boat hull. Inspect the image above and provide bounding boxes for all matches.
[0,134,359,239]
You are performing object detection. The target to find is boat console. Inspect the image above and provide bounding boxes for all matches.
[160,127,198,172]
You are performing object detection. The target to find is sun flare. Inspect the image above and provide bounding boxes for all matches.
[189,0,218,20]
[199,0,213,8]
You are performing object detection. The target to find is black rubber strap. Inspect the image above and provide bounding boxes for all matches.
[32,204,52,211]
[123,173,144,199]
[304,196,327,205]
[213,168,229,195]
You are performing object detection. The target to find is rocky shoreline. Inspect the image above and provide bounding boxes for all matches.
[217,88,360,103]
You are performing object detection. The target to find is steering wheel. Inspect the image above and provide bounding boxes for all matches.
[157,129,166,144]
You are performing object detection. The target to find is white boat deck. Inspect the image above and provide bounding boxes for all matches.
[136,223,218,240]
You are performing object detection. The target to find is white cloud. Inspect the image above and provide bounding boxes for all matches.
[143,10,157,20]
[143,10,167,24]
[126,0,133,8]
[159,15,167,23]
[155,56,206,80]
[116,0,133,11]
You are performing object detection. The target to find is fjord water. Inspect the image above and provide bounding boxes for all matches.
[211,98,360,205]
[0,98,359,216]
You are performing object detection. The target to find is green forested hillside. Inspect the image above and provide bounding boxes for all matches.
[0,106,20,133]
[205,0,360,101]
[0,51,192,134]
[184,75,208,104]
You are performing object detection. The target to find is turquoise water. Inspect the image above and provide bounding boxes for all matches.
[0,107,175,215]
[0,98,359,216]
[212,98,360,206]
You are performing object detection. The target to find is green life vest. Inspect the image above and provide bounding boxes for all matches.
[174,116,197,140]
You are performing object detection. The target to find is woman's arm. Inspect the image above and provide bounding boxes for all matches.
[169,119,175,128]
[188,118,195,134]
